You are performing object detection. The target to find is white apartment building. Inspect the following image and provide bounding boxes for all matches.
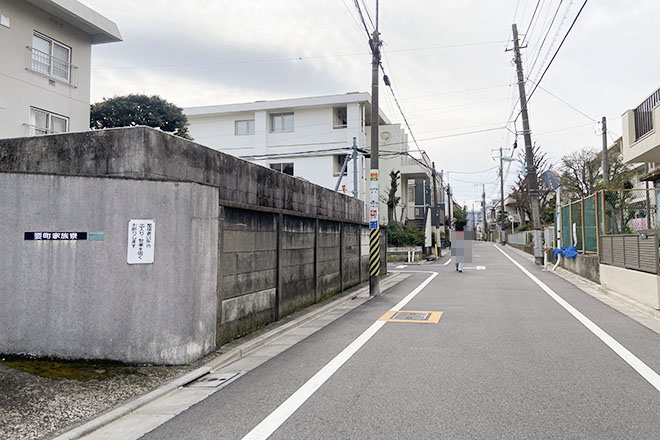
[0,0,121,138]
[185,93,440,226]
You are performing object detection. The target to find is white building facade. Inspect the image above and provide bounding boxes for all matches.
[185,93,441,226]
[0,0,121,138]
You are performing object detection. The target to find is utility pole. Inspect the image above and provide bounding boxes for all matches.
[446,184,452,225]
[368,22,382,296]
[432,162,439,257]
[512,23,543,265]
[352,137,358,198]
[500,146,505,245]
[482,184,487,241]
[602,116,609,186]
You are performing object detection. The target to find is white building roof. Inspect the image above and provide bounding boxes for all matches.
[184,92,391,124]
[26,0,122,43]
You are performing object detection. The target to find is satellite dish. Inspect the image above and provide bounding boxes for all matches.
[541,169,561,191]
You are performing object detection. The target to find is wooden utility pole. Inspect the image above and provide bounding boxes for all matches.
[482,184,487,241]
[500,146,505,245]
[602,116,609,185]
[512,23,543,265]
[368,23,382,296]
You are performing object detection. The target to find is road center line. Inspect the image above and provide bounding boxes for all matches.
[494,244,660,392]
[241,272,438,440]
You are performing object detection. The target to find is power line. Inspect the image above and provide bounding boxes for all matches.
[352,0,373,40]
[527,0,588,102]
[526,0,564,78]
[522,0,543,44]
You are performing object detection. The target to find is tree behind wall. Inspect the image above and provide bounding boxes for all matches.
[508,143,553,226]
[387,170,401,223]
[90,94,192,140]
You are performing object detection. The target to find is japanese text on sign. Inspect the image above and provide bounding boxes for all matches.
[24,232,86,240]
[127,220,155,264]
[369,169,379,229]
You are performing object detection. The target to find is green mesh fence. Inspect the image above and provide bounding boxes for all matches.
[571,201,583,250]
[561,205,571,248]
[583,195,597,252]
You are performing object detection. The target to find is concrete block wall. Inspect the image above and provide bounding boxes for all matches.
[218,207,278,345]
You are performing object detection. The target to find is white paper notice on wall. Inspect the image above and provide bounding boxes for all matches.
[127,220,155,264]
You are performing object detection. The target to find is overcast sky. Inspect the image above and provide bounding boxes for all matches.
[82,0,660,205]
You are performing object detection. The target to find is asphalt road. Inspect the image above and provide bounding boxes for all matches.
[141,242,660,439]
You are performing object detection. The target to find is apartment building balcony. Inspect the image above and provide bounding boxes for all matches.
[622,87,660,164]
[26,45,79,87]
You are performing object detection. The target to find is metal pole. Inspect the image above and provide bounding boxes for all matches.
[368,25,381,297]
[512,23,543,264]
[500,146,505,245]
[602,116,609,186]
[352,136,358,198]
[432,162,439,256]
[482,184,487,241]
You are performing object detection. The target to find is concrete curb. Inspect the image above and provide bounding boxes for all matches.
[52,273,407,440]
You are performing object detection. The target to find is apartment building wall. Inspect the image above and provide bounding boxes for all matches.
[0,0,120,138]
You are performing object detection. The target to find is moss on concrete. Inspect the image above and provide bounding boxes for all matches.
[0,355,141,381]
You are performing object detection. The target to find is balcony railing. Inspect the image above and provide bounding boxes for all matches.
[26,46,78,87]
[23,124,63,136]
[633,87,660,140]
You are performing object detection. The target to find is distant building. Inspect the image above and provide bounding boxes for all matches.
[0,0,121,138]
[185,93,442,227]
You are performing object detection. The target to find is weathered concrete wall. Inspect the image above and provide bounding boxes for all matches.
[0,172,218,364]
[0,127,369,364]
[218,207,277,345]
[0,127,363,223]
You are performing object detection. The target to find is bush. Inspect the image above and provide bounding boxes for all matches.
[387,221,425,246]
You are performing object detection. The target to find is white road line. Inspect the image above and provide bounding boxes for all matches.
[241,272,438,440]
[395,265,407,269]
[442,258,452,266]
[494,244,660,393]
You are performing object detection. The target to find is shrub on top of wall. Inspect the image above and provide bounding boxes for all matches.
[387,221,425,246]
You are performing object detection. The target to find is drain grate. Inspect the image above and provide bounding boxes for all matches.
[391,311,430,321]
[185,372,240,389]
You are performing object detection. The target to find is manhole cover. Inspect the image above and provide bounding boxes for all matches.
[391,311,430,321]
[378,310,443,324]
[185,372,239,389]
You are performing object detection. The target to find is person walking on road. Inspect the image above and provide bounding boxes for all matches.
[450,217,471,273]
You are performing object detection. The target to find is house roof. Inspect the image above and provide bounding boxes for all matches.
[184,92,391,125]
[25,0,122,43]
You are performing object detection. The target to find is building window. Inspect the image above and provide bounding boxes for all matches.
[28,107,68,136]
[333,154,348,176]
[30,32,72,83]
[270,162,294,176]
[333,106,347,129]
[235,119,255,135]
[270,112,294,133]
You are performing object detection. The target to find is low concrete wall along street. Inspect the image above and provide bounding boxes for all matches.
[0,127,372,364]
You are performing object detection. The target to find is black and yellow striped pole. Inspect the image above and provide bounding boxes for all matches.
[368,26,381,297]
[369,226,381,278]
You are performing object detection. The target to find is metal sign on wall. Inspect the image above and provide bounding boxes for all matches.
[25,232,87,240]
[127,220,155,264]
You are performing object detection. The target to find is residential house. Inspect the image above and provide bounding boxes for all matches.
[0,0,121,138]
[621,86,660,229]
[184,93,441,227]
